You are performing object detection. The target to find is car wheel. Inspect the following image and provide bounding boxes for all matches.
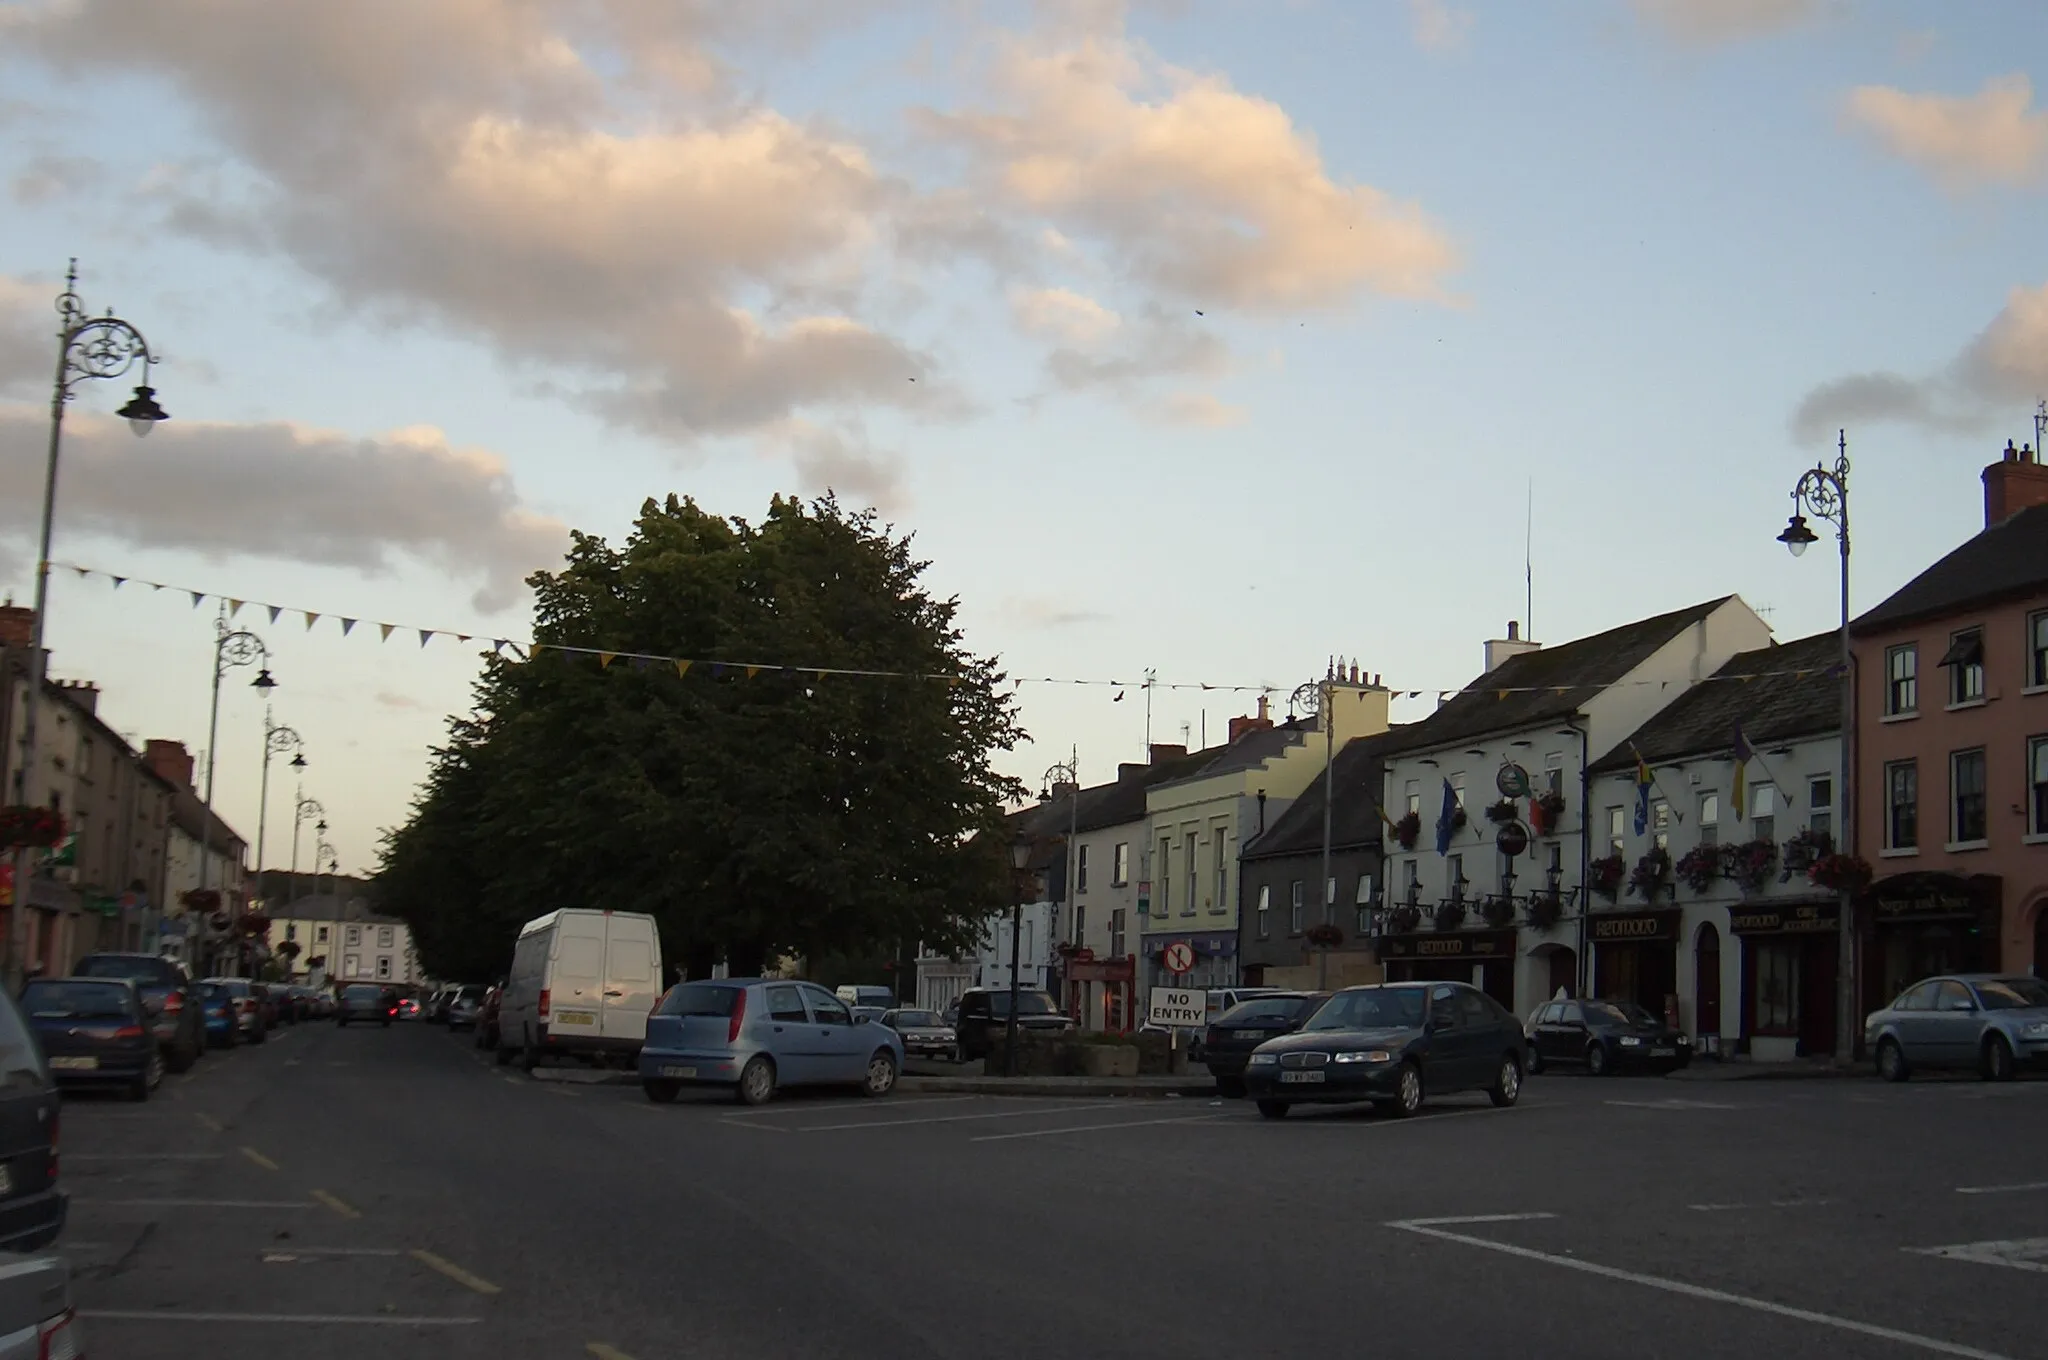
[131,1051,162,1102]
[1586,1042,1610,1077]
[1876,1037,1909,1083]
[736,1056,777,1106]
[1525,1046,1544,1075]
[642,1078,681,1104]
[1982,1034,2016,1083]
[1489,1054,1522,1108]
[862,1050,899,1097]
[1255,1099,1290,1120]
[1390,1061,1425,1118]
[1215,1076,1246,1099]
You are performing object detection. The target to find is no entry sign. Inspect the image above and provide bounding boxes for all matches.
[1162,940,1196,974]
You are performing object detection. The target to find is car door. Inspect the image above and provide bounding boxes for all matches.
[1424,986,1472,1090]
[599,919,658,1047]
[1529,1003,1562,1063]
[1890,980,1943,1065]
[1458,988,1503,1087]
[1928,980,1982,1068]
[802,987,867,1083]
[760,984,817,1083]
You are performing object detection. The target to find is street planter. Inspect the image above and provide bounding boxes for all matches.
[1526,891,1564,930]
[1721,838,1778,896]
[1480,895,1515,927]
[1304,922,1344,949]
[1809,852,1873,896]
[1628,848,1673,902]
[1676,845,1720,895]
[1387,904,1422,935]
[1394,811,1421,851]
[1588,855,1625,903]
[0,805,64,851]
[1433,900,1467,931]
[1484,798,1519,824]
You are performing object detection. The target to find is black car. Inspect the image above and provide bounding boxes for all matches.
[337,983,398,1027]
[71,952,202,1073]
[1203,992,1327,1097]
[0,983,66,1250]
[20,978,160,1101]
[952,987,1074,1062]
[1525,998,1691,1075]
[1242,981,1527,1120]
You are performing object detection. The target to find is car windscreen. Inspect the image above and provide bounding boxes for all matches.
[890,1011,940,1027]
[1976,977,2048,1010]
[1217,997,1303,1024]
[74,955,177,987]
[21,981,133,1019]
[1305,988,1425,1031]
[1587,1001,1659,1026]
[342,985,383,1000]
[985,992,1056,1017]
[456,986,486,1002]
[658,983,741,1017]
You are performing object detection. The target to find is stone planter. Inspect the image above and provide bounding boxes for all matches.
[1076,1044,1139,1078]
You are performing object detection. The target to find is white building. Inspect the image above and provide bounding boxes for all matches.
[268,892,420,988]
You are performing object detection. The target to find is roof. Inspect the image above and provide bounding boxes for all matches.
[1174,717,1314,781]
[169,788,246,856]
[1241,728,1408,860]
[1383,597,1735,757]
[1587,632,1841,773]
[1851,502,2048,635]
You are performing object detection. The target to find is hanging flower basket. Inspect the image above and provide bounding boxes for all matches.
[1304,922,1344,949]
[1448,807,1469,833]
[1386,904,1422,935]
[1781,828,1832,877]
[1534,789,1568,823]
[1393,811,1421,851]
[1433,900,1467,931]
[0,805,65,851]
[1809,852,1873,896]
[1675,845,1721,895]
[1588,855,1626,902]
[181,888,222,915]
[1627,848,1672,901]
[1720,838,1778,896]
[238,910,271,936]
[1526,891,1564,930]
[1484,798,1519,825]
[1480,895,1515,927]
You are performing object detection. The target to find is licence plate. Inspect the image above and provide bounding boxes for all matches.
[1236,1029,1267,1039]
[555,1011,595,1026]
[49,1056,97,1071]
[1652,1047,1676,1057]
[1280,1070,1325,1084]
[660,1065,696,1079]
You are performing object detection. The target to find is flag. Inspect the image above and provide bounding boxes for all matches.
[1434,778,1459,856]
[1731,724,1755,821]
[1632,756,1652,836]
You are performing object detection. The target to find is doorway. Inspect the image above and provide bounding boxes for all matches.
[1694,923,1721,1040]
[2035,905,2047,978]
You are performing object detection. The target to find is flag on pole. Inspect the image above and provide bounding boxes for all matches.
[1434,778,1459,856]
[1632,755,1653,835]
[1731,724,1755,821]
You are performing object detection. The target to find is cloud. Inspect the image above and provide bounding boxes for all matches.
[777,420,910,516]
[914,31,1458,311]
[1790,281,2048,442]
[0,277,50,398]
[375,690,426,711]
[1153,391,1246,427]
[1000,596,1108,628]
[0,407,569,610]
[1844,75,2048,189]
[1408,0,1473,52]
[1009,286,1121,345]
[1628,0,1826,44]
[11,153,102,204]
[1039,307,1228,398]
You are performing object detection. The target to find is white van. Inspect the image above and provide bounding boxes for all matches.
[496,909,661,1071]
[835,985,896,1011]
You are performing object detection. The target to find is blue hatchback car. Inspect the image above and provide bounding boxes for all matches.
[196,982,238,1048]
[639,979,904,1106]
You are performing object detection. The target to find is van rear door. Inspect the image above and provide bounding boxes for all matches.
[545,914,607,1038]
[599,915,659,1045]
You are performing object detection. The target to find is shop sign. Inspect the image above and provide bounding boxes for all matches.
[1588,909,1681,943]
[1873,890,1976,921]
[1496,763,1531,798]
[1730,901,1839,935]
[1068,956,1134,984]
[1495,823,1530,857]
[1379,928,1517,961]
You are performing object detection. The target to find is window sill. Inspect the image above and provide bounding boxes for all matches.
[2024,832,2048,846]
[1880,710,1920,724]
[1944,698,1988,713]
[2025,684,2048,697]
[1879,846,1918,859]
[1944,840,1990,854]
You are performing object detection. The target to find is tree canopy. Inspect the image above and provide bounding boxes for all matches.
[378,493,1025,983]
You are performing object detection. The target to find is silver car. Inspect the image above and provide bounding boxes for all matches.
[0,1252,81,1359]
[1864,973,2048,1082]
[881,1007,956,1059]
[638,978,905,1106]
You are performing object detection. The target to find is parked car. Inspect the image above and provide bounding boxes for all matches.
[880,1007,956,1059]
[639,979,903,1105]
[1242,982,1527,1120]
[252,983,281,1029]
[1524,998,1691,1076]
[202,978,268,1044]
[272,986,309,1024]
[446,984,487,1031]
[337,983,398,1027]
[19,978,160,1100]
[474,983,503,1050]
[498,909,661,1071]
[0,983,67,1251]
[835,985,897,1011]
[423,987,455,1024]
[397,996,422,1020]
[951,987,1075,1062]
[1203,992,1328,1097]
[71,952,202,1072]
[195,981,239,1048]
[1866,973,2048,1082]
[0,1251,83,1357]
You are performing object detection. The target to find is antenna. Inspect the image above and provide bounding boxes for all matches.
[1524,477,1534,640]
[2036,398,2045,454]
[1142,667,1157,757]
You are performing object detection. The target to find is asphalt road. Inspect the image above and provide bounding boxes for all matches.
[54,1019,2048,1360]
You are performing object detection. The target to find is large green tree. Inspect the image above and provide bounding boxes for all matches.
[379,494,1024,983]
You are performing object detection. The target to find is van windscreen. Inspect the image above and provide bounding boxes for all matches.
[659,984,741,1018]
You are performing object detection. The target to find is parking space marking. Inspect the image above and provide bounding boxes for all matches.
[731,1096,975,1117]
[311,1189,361,1219]
[240,1147,280,1171]
[195,1113,224,1133]
[409,1248,502,1295]
[1388,1216,2014,1359]
[1957,1181,2048,1196]
[785,1103,1103,1132]
[1687,1199,1830,1213]
[1909,1238,2048,1275]
[718,1118,793,1133]
[76,1198,313,1209]
[588,1344,638,1360]
[68,1153,223,1163]
[84,1309,481,1326]
[267,1246,403,1257]
[1603,1098,1743,1111]
[973,1113,1233,1142]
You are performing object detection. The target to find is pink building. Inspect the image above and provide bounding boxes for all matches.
[1851,438,2048,1011]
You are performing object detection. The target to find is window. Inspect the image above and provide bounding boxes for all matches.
[285,923,297,942]
[378,927,393,948]
[609,939,652,982]
[345,925,361,946]
[1651,799,1671,852]
[1697,793,1719,846]
[1450,772,1466,807]
[1404,780,1420,816]
[1755,941,1800,1033]
[1212,829,1228,913]
[1076,844,1089,893]
[1934,979,1976,1012]
[2032,611,2048,688]
[1943,628,1986,706]
[1255,887,1271,938]
[1808,777,1833,839]
[766,985,808,1022]
[1543,752,1564,794]
[1182,832,1197,915]
[1884,760,1918,850]
[1950,748,1987,844]
[1606,806,1624,855]
[1447,853,1465,902]
[1288,881,1303,934]
[1112,842,1129,886]
[2031,738,2048,836]
[1157,839,1171,914]
[1893,980,1938,1011]
[807,991,852,1025]
[1109,908,1126,957]
[375,956,391,979]
[1546,842,1563,879]
[1355,875,1374,936]
[1751,783,1777,842]
[1402,859,1420,901]
[316,925,328,944]
[1885,644,1918,715]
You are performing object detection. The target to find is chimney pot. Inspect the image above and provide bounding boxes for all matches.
[1507,620,1520,641]
[1983,439,2048,525]
[1148,743,1187,764]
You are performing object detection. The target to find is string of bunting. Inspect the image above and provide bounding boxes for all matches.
[51,560,1848,701]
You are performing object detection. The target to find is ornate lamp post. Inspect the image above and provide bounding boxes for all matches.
[290,794,324,908]
[1777,429,1855,1063]
[199,623,272,911]
[1292,672,1338,989]
[1042,749,1079,1010]
[254,710,304,901]
[1006,838,1032,1076]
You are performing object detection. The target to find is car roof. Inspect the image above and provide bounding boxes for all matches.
[33,976,133,988]
[1336,981,1444,992]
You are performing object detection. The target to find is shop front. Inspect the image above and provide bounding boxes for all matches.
[1589,909,1681,1021]
[1730,898,1838,1060]
[1863,871,2001,1014]
[1064,951,1136,1032]
[1379,929,1516,1010]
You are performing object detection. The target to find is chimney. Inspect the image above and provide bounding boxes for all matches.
[1117,762,1146,782]
[55,679,98,715]
[1228,707,1276,743]
[1983,439,2048,527]
[144,739,195,790]
[1148,743,1187,764]
[0,604,32,650]
[1484,619,1541,674]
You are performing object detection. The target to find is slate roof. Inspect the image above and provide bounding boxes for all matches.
[1172,717,1313,781]
[1588,632,1841,773]
[1382,597,1735,756]
[1241,728,1409,860]
[1851,501,2048,635]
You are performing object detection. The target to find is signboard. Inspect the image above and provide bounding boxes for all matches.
[1147,987,1203,1027]
[1378,928,1516,961]
[1588,909,1682,943]
[1161,940,1196,974]
[1496,763,1531,798]
[1136,880,1151,916]
[1495,823,1530,858]
[1068,956,1134,984]
[1730,901,1840,935]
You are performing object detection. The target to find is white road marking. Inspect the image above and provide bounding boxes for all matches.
[264,1246,403,1257]
[1688,1199,1829,1213]
[83,1310,480,1326]
[67,1153,224,1162]
[1909,1238,2048,1275]
[74,1199,314,1209]
[728,1096,976,1117]
[1388,1217,2014,1359]
[973,1114,1232,1142]
[1394,1213,1559,1226]
[787,1103,1104,1132]
[1956,1181,2048,1196]
[1603,1098,1742,1111]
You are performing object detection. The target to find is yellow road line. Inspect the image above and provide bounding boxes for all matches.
[195,1113,223,1133]
[309,1189,360,1220]
[239,1146,279,1172]
[587,1345,638,1360]
[409,1249,501,1296]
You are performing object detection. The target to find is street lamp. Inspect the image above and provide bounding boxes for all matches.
[1293,672,1338,990]
[1042,749,1079,1012]
[1007,837,1032,1077]
[290,792,324,908]
[1779,429,1855,1063]
[254,711,304,901]
[9,262,168,982]
[198,623,270,917]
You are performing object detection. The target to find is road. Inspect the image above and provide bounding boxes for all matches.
[57,1019,2048,1360]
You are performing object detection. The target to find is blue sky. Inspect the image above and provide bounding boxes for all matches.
[0,0,2044,873]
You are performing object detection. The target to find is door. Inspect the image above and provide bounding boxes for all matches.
[1694,924,1721,1043]
[761,984,816,1082]
[547,917,607,1039]
[1424,986,1475,1091]
[802,987,868,1082]
[1890,979,1943,1065]
[1531,1002,1565,1063]
[599,917,659,1045]
[1928,979,1981,1067]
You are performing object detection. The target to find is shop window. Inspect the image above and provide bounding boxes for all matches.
[1885,644,1917,716]
[1256,887,1271,940]
[2031,611,2048,688]
[1288,881,1302,935]
[1755,941,1800,1034]
[1950,748,1987,845]
[1808,777,1833,840]
[2030,738,2048,836]
[1884,760,1917,850]
[1112,842,1129,887]
[1942,628,1985,706]
[1697,793,1719,846]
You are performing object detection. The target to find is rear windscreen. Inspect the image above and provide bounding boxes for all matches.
[75,955,177,987]
[22,981,132,1019]
[658,984,741,1017]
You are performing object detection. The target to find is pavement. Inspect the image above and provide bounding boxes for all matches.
[55,1019,2048,1359]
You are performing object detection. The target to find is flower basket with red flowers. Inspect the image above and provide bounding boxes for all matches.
[1484,798,1519,824]
[1588,854,1625,902]
[1675,845,1721,894]
[1720,838,1778,895]
[1449,807,1468,833]
[1627,848,1672,901]
[0,805,65,850]
[1526,890,1564,930]
[1480,894,1515,927]
[1304,922,1344,949]
[1781,827,1832,878]
[1393,811,1421,850]
[1530,789,1568,835]
[1387,904,1422,935]
[238,910,271,936]
[1808,852,1873,896]
[180,888,221,915]
[1432,900,1467,931]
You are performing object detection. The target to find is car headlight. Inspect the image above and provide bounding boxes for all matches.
[1619,1036,1644,1047]
[1333,1050,1395,1064]
[2023,1021,2048,1038]
[1248,1053,1278,1066]
[1676,1036,1691,1046]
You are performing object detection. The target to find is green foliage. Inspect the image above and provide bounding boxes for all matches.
[378,493,1025,984]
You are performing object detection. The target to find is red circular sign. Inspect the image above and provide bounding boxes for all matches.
[1162,941,1196,974]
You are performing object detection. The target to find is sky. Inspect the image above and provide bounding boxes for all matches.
[0,0,2045,875]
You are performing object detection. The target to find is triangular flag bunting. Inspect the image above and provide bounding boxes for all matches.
[745,666,762,679]
[72,566,88,579]
[418,630,434,648]
[378,623,396,642]
[189,591,204,609]
[528,644,544,658]
[598,652,617,669]
[228,599,243,617]
[267,605,282,624]
[816,671,828,683]
[1498,689,1510,700]
[111,576,124,589]
[491,640,506,654]
[304,612,320,630]
[456,634,471,644]
[340,618,357,636]
[673,660,691,678]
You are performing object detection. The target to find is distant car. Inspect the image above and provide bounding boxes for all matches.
[639,979,903,1106]
[835,985,897,1012]
[202,978,268,1044]
[20,978,161,1101]
[951,987,1075,1063]
[1243,982,1527,1120]
[71,952,203,1072]
[1203,992,1328,1097]
[195,982,239,1049]
[424,987,456,1024]
[252,983,281,1029]
[880,1007,956,1059]
[1865,974,2048,1082]
[1524,998,1691,1076]
[398,997,422,1021]
[446,984,486,1031]
[337,984,397,1027]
